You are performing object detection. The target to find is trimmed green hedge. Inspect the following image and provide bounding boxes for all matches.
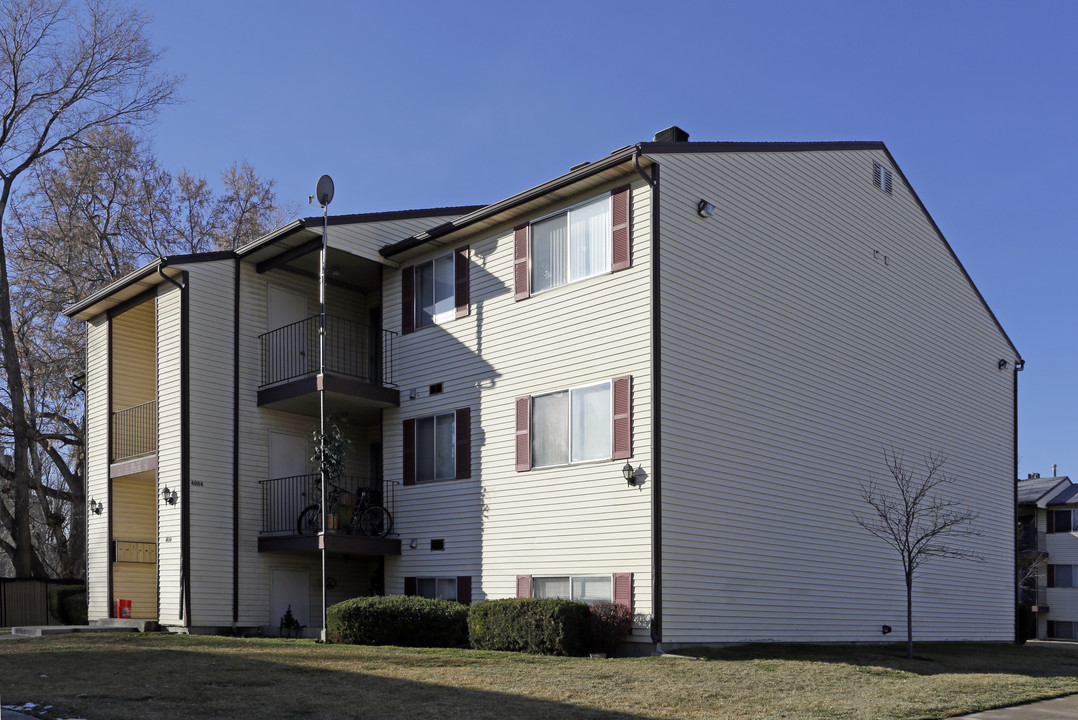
[48,585,87,626]
[468,598,590,656]
[327,595,468,647]
[588,601,632,656]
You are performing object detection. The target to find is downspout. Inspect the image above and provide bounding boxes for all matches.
[158,259,186,291]
[1013,358,1024,643]
[634,149,663,648]
[232,258,240,628]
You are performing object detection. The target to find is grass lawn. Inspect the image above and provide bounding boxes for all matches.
[0,635,1077,720]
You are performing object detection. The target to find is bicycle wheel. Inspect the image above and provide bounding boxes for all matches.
[297,505,321,535]
[358,506,392,538]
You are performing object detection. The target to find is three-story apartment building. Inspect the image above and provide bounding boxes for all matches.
[66,127,1021,648]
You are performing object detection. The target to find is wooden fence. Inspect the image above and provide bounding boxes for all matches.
[0,578,82,627]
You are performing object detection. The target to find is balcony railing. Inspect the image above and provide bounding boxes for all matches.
[259,315,396,388]
[259,474,396,536]
[111,401,157,462]
[1020,586,1049,609]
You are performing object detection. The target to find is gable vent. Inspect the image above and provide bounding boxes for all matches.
[873,162,893,195]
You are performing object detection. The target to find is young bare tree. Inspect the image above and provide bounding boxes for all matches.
[853,448,981,659]
[0,0,178,577]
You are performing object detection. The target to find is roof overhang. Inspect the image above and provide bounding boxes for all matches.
[63,259,185,321]
[381,146,649,261]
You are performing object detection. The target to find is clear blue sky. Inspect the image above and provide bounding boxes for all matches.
[145,0,1076,480]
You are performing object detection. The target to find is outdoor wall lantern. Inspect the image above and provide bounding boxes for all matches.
[623,462,645,488]
[161,486,178,505]
[697,199,715,218]
[89,498,103,515]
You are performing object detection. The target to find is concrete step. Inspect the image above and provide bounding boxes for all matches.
[90,618,160,632]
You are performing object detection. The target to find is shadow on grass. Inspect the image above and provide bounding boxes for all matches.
[0,634,654,720]
[688,641,1078,678]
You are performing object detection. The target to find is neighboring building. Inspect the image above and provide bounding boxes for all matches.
[65,127,1021,648]
[1017,472,1077,640]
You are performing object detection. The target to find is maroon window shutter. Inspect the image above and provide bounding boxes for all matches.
[516,575,532,598]
[1048,511,1055,534]
[613,573,632,610]
[401,267,415,335]
[515,396,531,471]
[513,224,530,300]
[455,407,471,479]
[611,375,632,460]
[402,419,416,486]
[404,577,417,596]
[455,245,470,318]
[457,576,472,605]
[611,185,631,272]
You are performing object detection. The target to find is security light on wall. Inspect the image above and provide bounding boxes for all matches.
[161,486,178,505]
[90,498,103,515]
[697,199,715,218]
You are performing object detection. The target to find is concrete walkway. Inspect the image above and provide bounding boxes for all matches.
[953,694,1078,719]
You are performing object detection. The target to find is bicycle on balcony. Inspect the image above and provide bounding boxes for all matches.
[297,483,393,538]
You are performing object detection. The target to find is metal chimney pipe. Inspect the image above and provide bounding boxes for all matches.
[1052,464,1058,477]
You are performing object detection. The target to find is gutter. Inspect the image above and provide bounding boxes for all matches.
[381,145,644,258]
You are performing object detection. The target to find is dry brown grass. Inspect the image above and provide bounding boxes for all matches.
[0,634,1076,719]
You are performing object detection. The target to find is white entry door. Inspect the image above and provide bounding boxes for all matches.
[270,567,310,633]
[266,285,309,382]
[268,431,308,533]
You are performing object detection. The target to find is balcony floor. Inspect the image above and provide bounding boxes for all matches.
[258,532,400,556]
[257,372,398,417]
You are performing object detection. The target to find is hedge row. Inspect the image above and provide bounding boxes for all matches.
[326,595,468,647]
[326,595,632,656]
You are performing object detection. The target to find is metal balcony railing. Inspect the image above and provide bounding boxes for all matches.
[258,315,396,388]
[111,401,157,462]
[259,474,397,536]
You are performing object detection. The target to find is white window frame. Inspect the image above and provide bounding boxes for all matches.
[415,411,456,482]
[530,194,612,294]
[414,252,455,329]
[532,574,613,604]
[416,577,458,602]
[531,380,612,469]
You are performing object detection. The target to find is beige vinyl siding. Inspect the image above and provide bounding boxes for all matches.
[327,214,468,261]
[178,260,238,626]
[654,149,1016,644]
[85,316,110,619]
[110,471,157,618]
[1044,510,1078,634]
[156,283,183,624]
[384,178,653,625]
[111,300,156,413]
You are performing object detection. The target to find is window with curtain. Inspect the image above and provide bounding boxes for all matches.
[531,381,611,468]
[533,575,612,604]
[416,412,456,481]
[415,253,455,328]
[531,195,610,293]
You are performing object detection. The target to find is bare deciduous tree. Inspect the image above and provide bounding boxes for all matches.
[0,0,178,577]
[3,122,291,577]
[853,448,981,659]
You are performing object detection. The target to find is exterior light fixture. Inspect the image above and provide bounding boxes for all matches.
[161,486,178,505]
[998,359,1009,371]
[697,199,715,218]
[90,498,103,515]
[623,462,645,487]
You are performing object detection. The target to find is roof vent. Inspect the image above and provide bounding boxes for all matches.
[1028,473,1041,479]
[653,126,690,143]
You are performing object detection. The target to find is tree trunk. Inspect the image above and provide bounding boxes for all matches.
[0,189,38,577]
[906,572,914,659]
